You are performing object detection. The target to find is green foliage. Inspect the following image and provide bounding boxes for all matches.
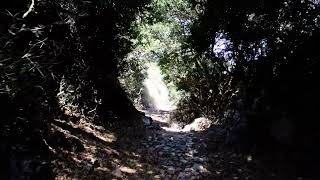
[0,0,150,178]
[120,0,194,107]
[183,2,320,175]
[188,0,320,125]
[139,2,320,177]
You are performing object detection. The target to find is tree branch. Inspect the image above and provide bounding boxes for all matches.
[22,0,35,18]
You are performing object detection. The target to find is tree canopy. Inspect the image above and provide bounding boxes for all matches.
[1,0,320,179]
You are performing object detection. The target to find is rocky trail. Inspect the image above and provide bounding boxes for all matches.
[134,110,277,180]
[138,110,211,179]
[52,110,278,180]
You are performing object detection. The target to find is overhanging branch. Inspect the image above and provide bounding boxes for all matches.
[23,0,35,18]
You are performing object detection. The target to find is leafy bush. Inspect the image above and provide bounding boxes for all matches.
[0,0,150,178]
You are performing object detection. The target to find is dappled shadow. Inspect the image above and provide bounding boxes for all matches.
[50,114,170,179]
[51,111,211,179]
[50,111,287,180]
[134,115,276,179]
[118,110,213,179]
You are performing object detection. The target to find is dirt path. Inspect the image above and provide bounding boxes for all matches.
[130,110,277,180]
[52,110,277,180]
[138,110,211,179]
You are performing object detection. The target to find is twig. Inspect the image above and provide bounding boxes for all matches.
[0,57,12,63]
[42,138,57,154]
[22,0,35,18]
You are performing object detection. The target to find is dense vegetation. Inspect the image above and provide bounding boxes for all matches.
[189,0,320,162]
[188,0,320,177]
[1,0,320,179]
[124,0,320,178]
[0,0,149,178]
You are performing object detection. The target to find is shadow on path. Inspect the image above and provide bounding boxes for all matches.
[51,110,279,180]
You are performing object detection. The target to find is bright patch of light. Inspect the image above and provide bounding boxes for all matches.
[213,33,230,58]
[248,13,256,21]
[213,32,235,71]
[143,62,176,111]
[310,0,320,5]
